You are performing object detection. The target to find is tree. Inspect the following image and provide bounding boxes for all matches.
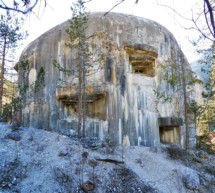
[0,12,27,116]
[65,0,89,137]
[0,0,46,14]
[155,0,215,147]
[180,0,215,135]
[54,0,105,137]
[156,54,202,149]
[2,59,45,124]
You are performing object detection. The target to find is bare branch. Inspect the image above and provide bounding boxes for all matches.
[83,0,93,3]
[203,1,214,39]
[0,0,45,14]
[204,0,215,38]
[0,0,6,7]
[104,0,125,16]
[191,8,214,42]
[155,0,192,21]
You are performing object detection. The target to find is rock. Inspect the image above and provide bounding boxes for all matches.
[182,170,200,190]
[5,132,21,141]
[199,173,215,186]
[81,180,95,192]
[82,137,106,150]
[53,167,72,184]
[11,124,20,131]
[149,147,158,153]
[135,158,142,164]
[88,159,98,168]
[202,164,215,176]
[82,151,88,160]
[58,151,68,157]
[28,135,33,141]
[36,146,45,152]
[195,150,208,159]
[192,156,203,163]
[167,146,187,159]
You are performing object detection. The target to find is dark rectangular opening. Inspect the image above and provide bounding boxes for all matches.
[159,126,180,144]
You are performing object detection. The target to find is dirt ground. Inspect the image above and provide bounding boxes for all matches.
[0,123,214,193]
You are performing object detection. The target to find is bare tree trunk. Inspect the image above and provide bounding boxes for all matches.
[204,0,215,37]
[181,56,189,149]
[0,38,6,116]
[82,60,86,137]
[78,52,83,137]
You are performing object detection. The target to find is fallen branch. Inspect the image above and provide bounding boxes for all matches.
[96,158,124,164]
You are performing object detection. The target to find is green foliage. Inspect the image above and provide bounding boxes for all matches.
[64,0,90,137]
[2,103,12,122]
[1,96,22,123]
[194,44,215,136]
[18,59,30,97]
[35,67,45,91]
[154,90,173,102]
[18,59,45,95]
[11,96,22,110]
[53,0,104,137]
[163,74,179,87]
[2,58,45,123]
[167,68,201,88]
[196,132,215,154]
[66,0,88,48]
[0,12,27,49]
[189,99,199,114]
[0,12,27,115]
[157,59,201,149]
[196,47,215,99]
[53,60,72,75]
[19,85,29,96]
[156,61,202,103]
[18,59,29,71]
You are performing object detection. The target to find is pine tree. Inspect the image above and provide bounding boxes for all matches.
[66,0,89,137]
[156,52,202,149]
[0,12,26,116]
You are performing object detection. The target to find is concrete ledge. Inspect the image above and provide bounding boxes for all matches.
[158,117,183,126]
[56,85,106,103]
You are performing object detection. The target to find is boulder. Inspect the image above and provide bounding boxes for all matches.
[5,132,21,141]
[195,150,208,159]
[182,170,200,190]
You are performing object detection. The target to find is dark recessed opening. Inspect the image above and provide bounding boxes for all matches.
[158,117,182,145]
[124,45,157,77]
[159,126,180,144]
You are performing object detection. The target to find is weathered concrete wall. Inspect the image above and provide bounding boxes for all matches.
[18,12,191,147]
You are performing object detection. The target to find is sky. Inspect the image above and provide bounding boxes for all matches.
[18,0,201,63]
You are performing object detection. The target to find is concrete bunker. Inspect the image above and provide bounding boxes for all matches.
[158,117,182,144]
[17,12,193,148]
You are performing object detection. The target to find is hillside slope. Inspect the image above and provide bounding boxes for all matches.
[0,123,214,193]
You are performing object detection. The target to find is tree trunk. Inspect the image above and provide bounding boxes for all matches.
[181,56,189,150]
[77,52,83,137]
[82,60,86,137]
[0,38,7,116]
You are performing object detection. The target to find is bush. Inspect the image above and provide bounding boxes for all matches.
[2,103,12,122]
[196,132,215,154]
[166,145,188,160]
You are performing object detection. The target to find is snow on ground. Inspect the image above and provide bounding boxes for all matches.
[0,123,214,193]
